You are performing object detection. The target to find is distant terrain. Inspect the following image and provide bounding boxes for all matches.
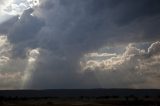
[0,89,160,106]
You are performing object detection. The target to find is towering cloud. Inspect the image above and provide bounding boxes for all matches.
[0,0,160,89]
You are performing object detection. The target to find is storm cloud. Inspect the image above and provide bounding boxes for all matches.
[0,0,160,89]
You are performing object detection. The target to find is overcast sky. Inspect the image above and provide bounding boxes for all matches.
[0,0,160,89]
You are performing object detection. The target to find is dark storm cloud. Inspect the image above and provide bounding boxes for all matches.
[0,16,18,34]
[8,9,44,44]
[38,0,160,51]
[7,9,44,58]
[112,0,160,25]
[4,0,160,52]
[0,0,160,89]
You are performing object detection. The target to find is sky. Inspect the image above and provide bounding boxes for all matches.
[0,0,160,89]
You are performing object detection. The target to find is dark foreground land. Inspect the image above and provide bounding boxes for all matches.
[0,89,160,106]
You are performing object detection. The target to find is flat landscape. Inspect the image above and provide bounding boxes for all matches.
[0,98,159,106]
[0,89,160,106]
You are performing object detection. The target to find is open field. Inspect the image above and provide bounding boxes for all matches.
[0,89,160,106]
[0,97,160,106]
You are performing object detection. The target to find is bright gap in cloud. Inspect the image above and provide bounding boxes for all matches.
[2,0,40,16]
[0,35,12,66]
